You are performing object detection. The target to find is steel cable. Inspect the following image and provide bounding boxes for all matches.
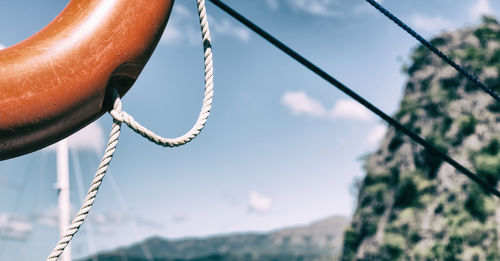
[365,0,500,103]
[208,0,500,198]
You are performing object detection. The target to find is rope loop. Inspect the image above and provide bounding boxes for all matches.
[47,0,214,259]
[109,0,214,147]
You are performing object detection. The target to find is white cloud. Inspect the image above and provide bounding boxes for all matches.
[331,99,372,121]
[367,124,387,146]
[470,0,493,20]
[281,92,374,121]
[411,14,453,34]
[0,213,33,240]
[280,0,384,18]
[36,206,58,228]
[87,211,163,234]
[162,5,199,46]
[162,4,250,46]
[91,212,128,225]
[352,3,376,16]
[45,122,104,155]
[67,122,104,154]
[289,0,342,17]
[266,0,279,10]
[35,207,160,236]
[248,190,272,212]
[37,214,58,228]
[281,91,327,117]
[173,3,191,18]
[162,23,184,43]
[0,44,5,50]
[211,17,251,43]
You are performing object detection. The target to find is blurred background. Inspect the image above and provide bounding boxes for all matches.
[0,0,498,260]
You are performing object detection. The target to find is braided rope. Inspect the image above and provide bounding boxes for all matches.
[110,0,213,147]
[47,0,213,259]
[47,89,123,261]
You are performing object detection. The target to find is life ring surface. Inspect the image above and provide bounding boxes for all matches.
[0,0,174,160]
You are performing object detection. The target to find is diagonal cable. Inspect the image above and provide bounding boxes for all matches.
[207,0,500,198]
[365,0,500,103]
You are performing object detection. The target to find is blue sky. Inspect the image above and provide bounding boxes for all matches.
[0,0,498,260]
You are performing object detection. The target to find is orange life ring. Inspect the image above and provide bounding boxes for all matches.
[0,0,174,160]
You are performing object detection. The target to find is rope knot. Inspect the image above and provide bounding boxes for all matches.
[108,87,125,122]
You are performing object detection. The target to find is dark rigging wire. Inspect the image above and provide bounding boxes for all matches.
[365,0,500,103]
[207,0,500,198]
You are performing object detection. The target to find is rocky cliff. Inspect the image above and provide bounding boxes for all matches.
[342,17,500,260]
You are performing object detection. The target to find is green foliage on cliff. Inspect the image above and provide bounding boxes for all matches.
[342,16,500,260]
[472,139,500,186]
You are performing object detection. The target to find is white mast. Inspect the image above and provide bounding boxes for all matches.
[56,139,72,261]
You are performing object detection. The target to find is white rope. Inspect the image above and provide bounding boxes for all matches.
[47,90,122,261]
[47,0,213,259]
[109,0,213,147]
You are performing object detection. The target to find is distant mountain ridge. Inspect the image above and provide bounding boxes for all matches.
[81,215,349,261]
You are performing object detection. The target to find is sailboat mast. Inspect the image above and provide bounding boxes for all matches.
[57,140,72,261]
